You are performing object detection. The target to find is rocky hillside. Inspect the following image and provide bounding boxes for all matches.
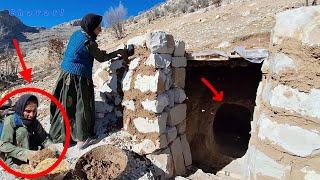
[99,0,305,53]
[0,9,80,56]
[0,10,43,52]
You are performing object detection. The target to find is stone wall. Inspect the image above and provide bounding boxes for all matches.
[93,56,125,137]
[120,31,191,179]
[245,6,320,179]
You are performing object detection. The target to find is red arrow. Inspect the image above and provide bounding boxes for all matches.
[12,39,32,83]
[201,77,224,102]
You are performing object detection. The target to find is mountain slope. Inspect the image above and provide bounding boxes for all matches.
[0,10,42,52]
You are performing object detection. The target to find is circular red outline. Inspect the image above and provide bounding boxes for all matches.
[0,87,70,178]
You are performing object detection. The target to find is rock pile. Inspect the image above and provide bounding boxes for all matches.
[121,30,191,179]
[93,57,127,137]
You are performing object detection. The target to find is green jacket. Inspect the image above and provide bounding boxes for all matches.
[0,114,51,162]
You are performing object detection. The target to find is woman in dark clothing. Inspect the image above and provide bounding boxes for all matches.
[49,13,126,149]
[0,94,52,166]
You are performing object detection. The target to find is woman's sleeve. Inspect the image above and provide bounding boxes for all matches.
[86,40,123,62]
[0,117,29,162]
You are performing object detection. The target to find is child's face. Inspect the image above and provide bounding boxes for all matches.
[23,102,38,120]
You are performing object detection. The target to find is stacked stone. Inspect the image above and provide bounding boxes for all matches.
[245,6,320,179]
[93,58,125,137]
[121,31,192,178]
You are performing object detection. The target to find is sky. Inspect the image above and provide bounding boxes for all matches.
[0,0,165,28]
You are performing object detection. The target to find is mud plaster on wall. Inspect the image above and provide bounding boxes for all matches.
[269,38,320,92]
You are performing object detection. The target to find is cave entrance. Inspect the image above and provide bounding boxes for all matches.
[185,58,262,173]
[213,103,251,158]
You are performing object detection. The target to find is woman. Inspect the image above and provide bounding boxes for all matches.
[49,13,126,149]
[0,94,52,166]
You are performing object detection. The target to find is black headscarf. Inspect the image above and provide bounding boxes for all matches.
[14,94,38,127]
[80,13,102,40]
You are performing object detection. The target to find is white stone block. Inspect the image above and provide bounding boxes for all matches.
[166,126,177,143]
[145,54,172,69]
[133,139,158,154]
[262,82,320,120]
[127,34,147,47]
[174,40,186,57]
[147,31,175,54]
[133,136,168,155]
[138,172,155,180]
[147,148,174,178]
[99,60,112,71]
[100,82,112,93]
[270,53,297,74]
[94,91,107,102]
[172,68,186,88]
[170,138,186,175]
[123,117,129,131]
[141,93,169,113]
[134,71,166,93]
[188,169,219,180]
[168,104,187,126]
[122,70,133,91]
[129,57,141,70]
[93,68,109,89]
[258,113,320,157]
[172,57,187,68]
[247,146,291,179]
[100,74,117,93]
[272,6,320,45]
[133,113,167,134]
[180,135,192,166]
[122,100,135,111]
[174,88,186,103]
[263,53,297,75]
[301,166,320,180]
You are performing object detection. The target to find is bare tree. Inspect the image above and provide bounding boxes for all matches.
[1,44,17,76]
[0,44,19,89]
[306,0,317,5]
[104,2,127,39]
[196,0,210,8]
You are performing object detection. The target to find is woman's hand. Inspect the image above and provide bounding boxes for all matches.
[116,49,127,58]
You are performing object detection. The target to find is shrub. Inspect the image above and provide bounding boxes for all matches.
[104,2,127,39]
